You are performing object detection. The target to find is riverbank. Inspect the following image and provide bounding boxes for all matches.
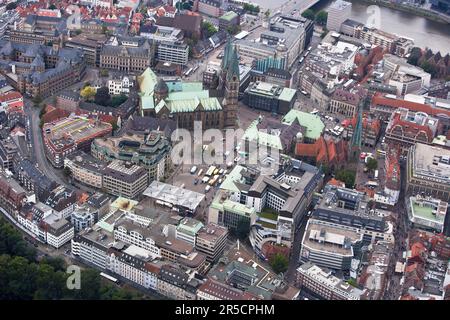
[355,0,450,24]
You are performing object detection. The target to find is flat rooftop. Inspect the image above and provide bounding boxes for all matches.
[409,196,447,224]
[43,115,111,147]
[411,143,450,182]
[302,219,362,256]
[143,181,205,211]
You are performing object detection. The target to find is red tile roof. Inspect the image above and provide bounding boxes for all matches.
[372,94,450,118]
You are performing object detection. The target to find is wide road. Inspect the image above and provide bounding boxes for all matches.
[24,99,67,187]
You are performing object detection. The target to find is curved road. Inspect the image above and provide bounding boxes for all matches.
[24,99,67,187]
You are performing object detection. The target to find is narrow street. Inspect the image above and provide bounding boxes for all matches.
[23,99,68,187]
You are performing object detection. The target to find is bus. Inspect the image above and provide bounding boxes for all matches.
[192,66,199,73]
[100,272,119,284]
[377,149,386,157]
[299,57,304,64]
[374,170,379,180]
[184,68,193,77]
[197,169,203,176]
[213,168,219,176]
[190,166,198,174]
[209,175,220,186]
[205,166,216,177]
[366,181,379,188]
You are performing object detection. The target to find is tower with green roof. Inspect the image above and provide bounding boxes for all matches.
[348,101,363,161]
[222,37,240,128]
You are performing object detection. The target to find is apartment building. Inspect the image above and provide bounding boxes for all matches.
[64,151,104,189]
[329,88,366,118]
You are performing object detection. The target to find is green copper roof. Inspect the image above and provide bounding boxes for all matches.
[138,67,158,96]
[278,88,297,102]
[139,68,218,112]
[281,109,325,140]
[167,90,210,101]
[211,198,256,217]
[220,11,238,22]
[227,45,240,81]
[220,165,246,193]
[242,119,283,150]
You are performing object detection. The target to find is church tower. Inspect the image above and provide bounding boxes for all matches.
[348,101,363,162]
[222,42,240,128]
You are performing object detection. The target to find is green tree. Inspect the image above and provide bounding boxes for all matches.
[202,21,217,38]
[73,269,101,300]
[243,3,260,13]
[6,2,17,11]
[269,253,288,274]
[94,87,111,106]
[48,4,57,10]
[0,217,36,260]
[235,218,250,240]
[32,95,42,105]
[420,61,437,77]
[407,47,422,66]
[264,9,271,18]
[301,9,315,21]
[80,86,96,101]
[33,264,66,300]
[99,69,109,77]
[366,158,378,171]
[315,10,328,26]
[335,169,356,188]
[110,95,127,107]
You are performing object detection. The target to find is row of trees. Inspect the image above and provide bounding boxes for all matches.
[407,47,450,79]
[301,9,328,26]
[0,217,144,300]
[80,86,127,108]
[243,3,260,14]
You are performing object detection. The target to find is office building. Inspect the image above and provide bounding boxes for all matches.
[195,223,228,263]
[102,161,149,199]
[407,195,448,233]
[175,217,204,246]
[326,0,352,32]
[243,81,297,114]
[156,41,189,65]
[300,218,364,270]
[296,262,365,300]
[406,143,450,202]
[235,16,313,70]
[91,131,171,182]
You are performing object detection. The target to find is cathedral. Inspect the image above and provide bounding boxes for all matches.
[138,38,240,130]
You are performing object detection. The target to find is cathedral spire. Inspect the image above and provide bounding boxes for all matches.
[221,37,233,71]
[227,45,240,82]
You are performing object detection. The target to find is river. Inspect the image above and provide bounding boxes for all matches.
[249,0,450,54]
